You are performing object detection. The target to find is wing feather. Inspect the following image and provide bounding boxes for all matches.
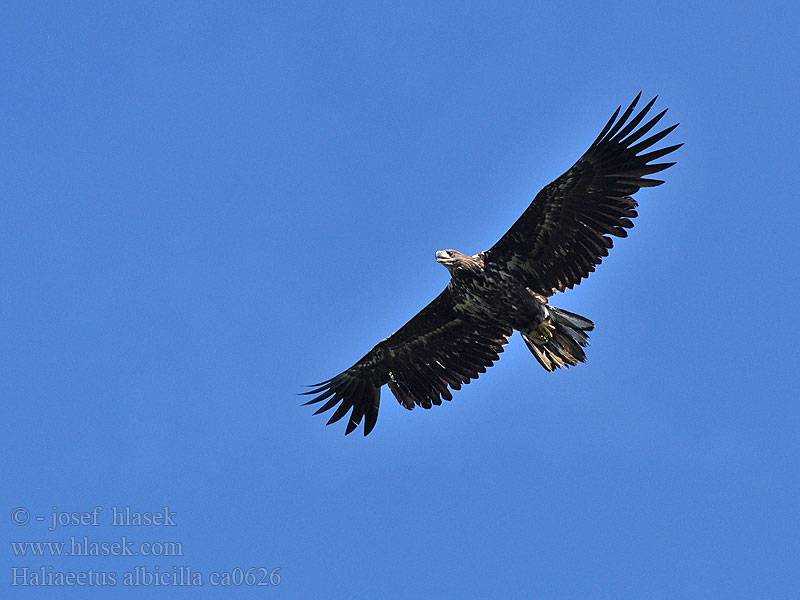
[303,288,511,435]
[486,94,681,295]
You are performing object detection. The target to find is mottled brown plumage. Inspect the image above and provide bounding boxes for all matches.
[303,93,681,435]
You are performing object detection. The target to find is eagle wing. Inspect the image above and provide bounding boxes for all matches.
[302,288,512,436]
[485,93,681,296]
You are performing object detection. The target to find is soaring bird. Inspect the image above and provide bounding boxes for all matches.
[303,93,680,435]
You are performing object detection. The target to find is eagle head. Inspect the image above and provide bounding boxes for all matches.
[436,249,482,274]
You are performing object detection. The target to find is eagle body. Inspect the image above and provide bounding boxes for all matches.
[439,249,594,373]
[303,94,681,435]
[444,251,545,327]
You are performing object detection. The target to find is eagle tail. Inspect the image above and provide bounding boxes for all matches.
[521,306,594,372]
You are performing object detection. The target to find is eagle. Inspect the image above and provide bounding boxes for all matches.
[303,93,680,436]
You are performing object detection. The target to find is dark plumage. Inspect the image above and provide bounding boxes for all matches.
[303,93,681,435]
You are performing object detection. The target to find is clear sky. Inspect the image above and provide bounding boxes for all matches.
[3,2,798,598]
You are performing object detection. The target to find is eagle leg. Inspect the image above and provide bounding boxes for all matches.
[528,322,556,346]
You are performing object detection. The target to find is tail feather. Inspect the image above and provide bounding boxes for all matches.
[521,306,594,372]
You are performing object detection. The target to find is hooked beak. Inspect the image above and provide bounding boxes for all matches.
[435,250,447,262]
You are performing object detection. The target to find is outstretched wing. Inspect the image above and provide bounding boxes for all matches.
[302,288,512,436]
[485,93,681,296]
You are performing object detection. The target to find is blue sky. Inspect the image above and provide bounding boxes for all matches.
[2,2,798,598]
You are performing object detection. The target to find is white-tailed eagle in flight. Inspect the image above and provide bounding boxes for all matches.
[303,93,681,435]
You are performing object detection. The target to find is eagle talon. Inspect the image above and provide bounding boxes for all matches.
[539,322,556,337]
[530,322,555,345]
